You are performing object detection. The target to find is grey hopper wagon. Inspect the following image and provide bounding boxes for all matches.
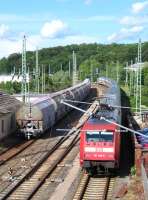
[16,79,91,139]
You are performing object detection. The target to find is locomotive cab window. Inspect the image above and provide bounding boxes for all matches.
[86,131,113,142]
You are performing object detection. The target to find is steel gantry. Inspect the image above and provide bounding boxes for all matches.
[72,51,78,86]
[124,39,143,114]
[35,48,40,94]
[21,35,27,103]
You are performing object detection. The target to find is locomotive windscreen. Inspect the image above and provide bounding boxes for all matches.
[86,131,113,142]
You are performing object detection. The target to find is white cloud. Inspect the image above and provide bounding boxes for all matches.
[0,31,99,58]
[0,39,21,58]
[107,26,144,42]
[0,34,43,58]
[27,35,43,49]
[40,20,68,38]
[84,0,92,5]
[132,1,148,14]
[120,15,148,26]
[0,24,9,38]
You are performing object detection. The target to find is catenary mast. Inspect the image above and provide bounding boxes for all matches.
[21,35,27,103]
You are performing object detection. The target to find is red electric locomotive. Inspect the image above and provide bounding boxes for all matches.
[80,77,121,173]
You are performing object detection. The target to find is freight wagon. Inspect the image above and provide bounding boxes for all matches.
[16,79,91,139]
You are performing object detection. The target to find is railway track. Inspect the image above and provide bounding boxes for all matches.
[0,128,80,200]
[73,173,115,200]
[0,140,36,166]
[0,96,99,200]
[31,139,79,200]
[0,135,63,194]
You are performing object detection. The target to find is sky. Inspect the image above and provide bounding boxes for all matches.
[0,0,148,58]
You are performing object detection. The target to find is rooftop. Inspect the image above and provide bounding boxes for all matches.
[0,91,21,116]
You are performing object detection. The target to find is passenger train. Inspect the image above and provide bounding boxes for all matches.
[80,77,121,173]
[16,79,91,139]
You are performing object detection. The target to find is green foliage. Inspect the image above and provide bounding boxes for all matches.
[1,42,148,75]
[143,62,148,86]
[0,81,20,94]
[47,70,71,91]
[0,42,148,108]
[130,165,136,176]
[0,71,71,94]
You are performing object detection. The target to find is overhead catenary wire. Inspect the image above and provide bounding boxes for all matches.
[64,99,92,105]
[61,100,87,113]
[61,100,148,138]
[101,117,148,138]
[56,128,128,133]
[63,99,148,111]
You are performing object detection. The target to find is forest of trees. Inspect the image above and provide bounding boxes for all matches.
[0,42,148,107]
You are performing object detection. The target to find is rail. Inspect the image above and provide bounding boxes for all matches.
[0,98,99,200]
[0,131,76,200]
[73,174,113,200]
[0,140,35,166]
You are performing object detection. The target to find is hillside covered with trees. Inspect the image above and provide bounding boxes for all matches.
[0,42,148,107]
[0,42,148,74]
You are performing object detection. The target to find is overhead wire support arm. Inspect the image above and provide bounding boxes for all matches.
[64,99,92,105]
[61,100,92,116]
[101,117,148,138]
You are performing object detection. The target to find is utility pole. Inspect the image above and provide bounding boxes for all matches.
[138,39,142,115]
[49,64,51,76]
[27,67,32,118]
[21,35,27,103]
[136,61,139,113]
[96,68,99,80]
[106,63,108,78]
[27,67,30,103]
[72,51,78,86]
[90,63,93,83]
[116,61,119,84]
[13,66,16,75]
[69,60,71,77]
[61,63,63,71]
[129,60,133,96]
[42,64,44,94]
[125,62,128,87]
[35,48,39,94]
[44,66,46,93]
[133,58,137,97]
